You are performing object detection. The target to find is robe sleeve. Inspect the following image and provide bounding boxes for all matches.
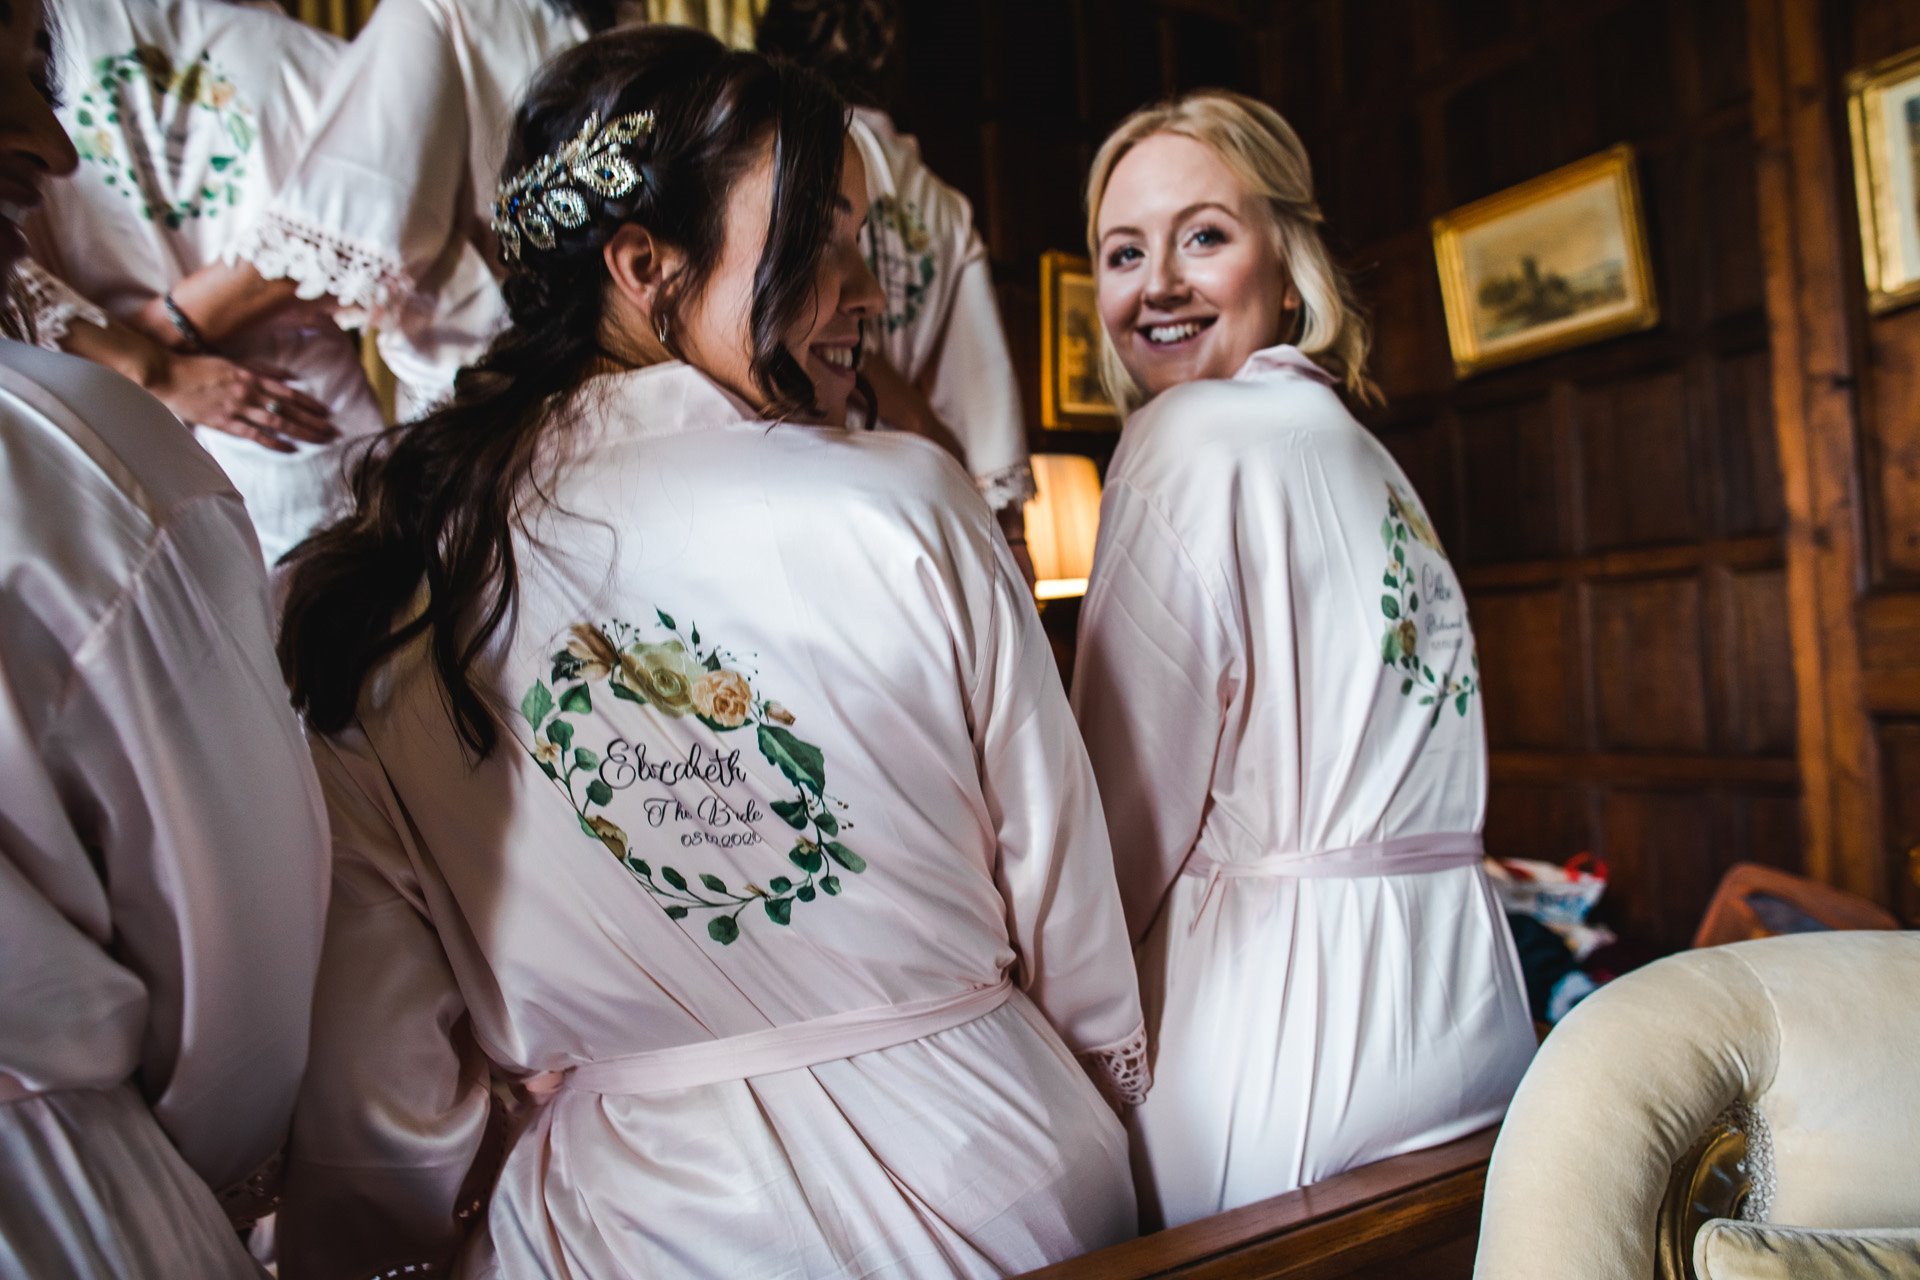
[230,0,471,324]
[970,525,1147,1107]
[278,729,493,1280]
[42,496,330,1215]
[1070,480,1237,944]
[12,257,107,351]
[924,247,1033,513]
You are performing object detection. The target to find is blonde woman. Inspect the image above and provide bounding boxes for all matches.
[1071,90,1534,1228]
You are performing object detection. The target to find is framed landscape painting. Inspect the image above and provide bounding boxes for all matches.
[1847,45,1920,314]
[1431,144,1659,377]
[1039,251,1121,430]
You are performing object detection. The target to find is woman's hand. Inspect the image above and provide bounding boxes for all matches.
[147,352,338,453]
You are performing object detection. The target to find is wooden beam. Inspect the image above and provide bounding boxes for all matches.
[1015,1129,1493,1280]
[1745,0,1885,903]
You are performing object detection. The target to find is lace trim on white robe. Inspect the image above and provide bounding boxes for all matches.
[230,208,412,323]
[975,460,1036,513]
[1078,1022,1150,1108]
[14,260,107,349]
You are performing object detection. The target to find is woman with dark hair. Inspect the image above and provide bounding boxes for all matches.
[758,0,1038,575]
[276,27,1144,1279]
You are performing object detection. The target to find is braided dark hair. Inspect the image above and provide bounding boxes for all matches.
[279,26,851,756]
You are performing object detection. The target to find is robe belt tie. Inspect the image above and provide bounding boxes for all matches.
[1183,831,1486,934]
[521,974,1015,1100]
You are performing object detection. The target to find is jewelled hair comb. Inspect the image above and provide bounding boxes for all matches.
[491,109,656,262]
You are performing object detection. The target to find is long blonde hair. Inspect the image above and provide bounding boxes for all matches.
[1085,90,1380,412]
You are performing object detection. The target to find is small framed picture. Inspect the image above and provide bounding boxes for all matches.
[1431,144,1660,377]
[1039,250,1122,430]
[1847,45,1920,315]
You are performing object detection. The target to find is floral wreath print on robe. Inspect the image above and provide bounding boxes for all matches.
[1379,482,1481,726]
[519,609,867,945]
[861,193,936,335]
[68,47,255,229]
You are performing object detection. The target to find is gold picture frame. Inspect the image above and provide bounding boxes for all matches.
[1431,144,1659,377]
[1039,250,1121,430]
[1847,45,1920,315]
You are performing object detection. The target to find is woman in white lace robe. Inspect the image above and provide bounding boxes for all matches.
[1072,91,1534,1229]
[26,0,384,562]
[231,0,606,415]
[273,31,1144,1278]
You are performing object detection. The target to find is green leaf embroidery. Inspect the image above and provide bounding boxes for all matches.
[821,875,842,896]
[764,897,793,925]
[1408,593,1418,613]
[813,809,840,837]
[789,844,824,874]
[664,905,689,919]
[824,841,866,873]
[758,724,826,796]
[796,885,817,903]
[1381,596,1400,620]
[545,718,573,750]
[585,778,614,807]
[771,798,808,829]
[1456,692,1470,717]
[699,873,728,894]
[662,867,688,891]
[769,876,793,894]
[521,681,554,730]
[707,916,739,944]
[610,682,644,703]
[559,683,592,714]
[656,608,676,631]
[574,747,599,769]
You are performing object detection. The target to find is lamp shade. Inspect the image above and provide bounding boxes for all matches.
[1022,453,1103,600]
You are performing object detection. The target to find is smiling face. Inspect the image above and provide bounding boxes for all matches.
[675,135,881,425]
[1094,132,1295,402]
[0,0,76,274]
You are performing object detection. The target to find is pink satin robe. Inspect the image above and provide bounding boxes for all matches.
[1072,345,1535,1228]
[278,364,1146,1279]
[0,342,329,1276]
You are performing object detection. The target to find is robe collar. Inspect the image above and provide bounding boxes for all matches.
[579,360,765,441]
[1231,343,1336,387]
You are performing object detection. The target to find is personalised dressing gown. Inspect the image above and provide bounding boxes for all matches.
[278,363,1147,1280]
[0,342,329,1276]
[28,0,386,563]
[1072,345,1536,1228]
[851,107,1034,513]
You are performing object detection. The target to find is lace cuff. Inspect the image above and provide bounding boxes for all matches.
[214,1149,284,1230]
[1077,1023,1150,1108]
[13,259,107,349]
[976,460,1037,514]
[230,207,412,324]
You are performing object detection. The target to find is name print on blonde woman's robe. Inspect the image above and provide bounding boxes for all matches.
[520,609,870,944]
[1379,483,1481,726]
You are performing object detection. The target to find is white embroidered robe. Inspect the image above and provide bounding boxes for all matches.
[0,342,330,1276]
[1071,345,1536,1228]
[233,0,588,416]
[851,107,1034,513]
[277,363,1146,1280]
[27,0,385,563]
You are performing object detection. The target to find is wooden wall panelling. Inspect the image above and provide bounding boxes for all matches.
[1876,722,1920,920]
[1745,0,1883,902]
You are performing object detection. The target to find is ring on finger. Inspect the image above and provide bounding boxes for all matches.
[264,397,285,416]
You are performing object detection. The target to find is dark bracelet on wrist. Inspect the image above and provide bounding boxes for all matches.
[160,292,209,354]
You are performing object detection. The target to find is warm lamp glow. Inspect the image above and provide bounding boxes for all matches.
[1023,454,1102,601]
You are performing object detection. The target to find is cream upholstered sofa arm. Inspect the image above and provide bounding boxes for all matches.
[1474,932,1920,1280]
